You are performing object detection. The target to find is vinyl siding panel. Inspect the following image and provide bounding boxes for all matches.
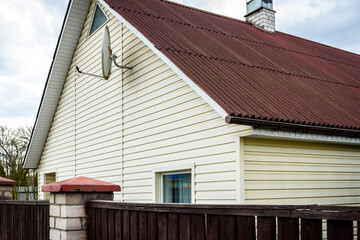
[37,0,249,202]
[244,138,360,205]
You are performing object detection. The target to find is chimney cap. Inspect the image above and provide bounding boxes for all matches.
[246,0,273,15]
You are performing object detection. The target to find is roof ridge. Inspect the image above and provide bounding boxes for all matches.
[159,47,360,89]
[117,6,360,69]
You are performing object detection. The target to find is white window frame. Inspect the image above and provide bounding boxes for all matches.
[43,171,57,200]
[152,163,195,203]
[88,3,109,37]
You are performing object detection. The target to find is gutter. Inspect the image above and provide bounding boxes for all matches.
[225,116,360,138]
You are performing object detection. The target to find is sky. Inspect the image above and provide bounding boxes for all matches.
[0,0,359,129]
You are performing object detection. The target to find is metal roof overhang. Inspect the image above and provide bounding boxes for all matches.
[23,0,91,169]
[226,115,360,138]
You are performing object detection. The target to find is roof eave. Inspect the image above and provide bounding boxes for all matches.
[23,0,92,169]
[226,115,360,139]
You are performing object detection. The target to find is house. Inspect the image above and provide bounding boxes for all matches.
[24,0,360,205]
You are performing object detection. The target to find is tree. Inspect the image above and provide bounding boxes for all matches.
[0,163,6,177]
[0,125,36,200]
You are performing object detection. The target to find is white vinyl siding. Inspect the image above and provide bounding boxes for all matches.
[244,138,360,205]
[37,0,250,202]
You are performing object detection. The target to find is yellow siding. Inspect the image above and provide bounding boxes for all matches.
[37,0,250,202]
[244,138,360,205]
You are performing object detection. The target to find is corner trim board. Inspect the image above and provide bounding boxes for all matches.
[235,136,245,204]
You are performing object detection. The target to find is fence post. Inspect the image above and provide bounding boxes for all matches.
[42,176,120,240]
[0,177,17,200]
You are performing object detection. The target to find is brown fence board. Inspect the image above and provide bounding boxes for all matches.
[107,209,115,240]
[158,213,168,240]
[168,213,179,240]
[123,210,130,240]
[179,214,190,240]
[147,212,157,240]
[114,210,122,239]
[15,205,22,240]
[220,215,236,240]
[301,219,322,240]
[95,208,102,240]
[26,205,34,240]
[138,211,148,240]
[44,204,49,240]
[8,204,14,240]
[88,207,95,240]
[191,214,205,240]
[327,220,353,240]
[278,217,299,240]
[102,209,108,240]
[0,205,7,240]
[207,215,219,240]
[37,205,43,240]
[257,217,276,240]
[236,216,255,240]
[130,211,138,240]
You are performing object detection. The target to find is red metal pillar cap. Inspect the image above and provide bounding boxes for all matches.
[0,177,17,186]
[42,176,121,193]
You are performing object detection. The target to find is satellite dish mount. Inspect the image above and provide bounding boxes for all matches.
[76,26,132,80]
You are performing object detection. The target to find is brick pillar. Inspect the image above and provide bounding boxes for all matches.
[42,176,120,240]
[0,177,17,200]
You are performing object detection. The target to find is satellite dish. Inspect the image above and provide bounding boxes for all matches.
[102,25,112,80]
[75,25,132,80]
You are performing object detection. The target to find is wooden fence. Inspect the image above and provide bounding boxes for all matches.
[88,201,360,240]
[0,200,49,240]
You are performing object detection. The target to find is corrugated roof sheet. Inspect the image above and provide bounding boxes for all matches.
[106,0,360,130]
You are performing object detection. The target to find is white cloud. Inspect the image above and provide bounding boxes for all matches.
[0,0,67,128]
[276,0,336,27]
[208,0,246,20]
[0,117,34,129]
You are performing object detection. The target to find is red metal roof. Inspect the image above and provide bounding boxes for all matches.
[106,0,360,131]
[42,176,121,192]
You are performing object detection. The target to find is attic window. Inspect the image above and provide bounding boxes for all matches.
[89,4,108,36]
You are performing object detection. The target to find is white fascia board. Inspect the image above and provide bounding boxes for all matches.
[99,0,228,118]
[248,128,360,145]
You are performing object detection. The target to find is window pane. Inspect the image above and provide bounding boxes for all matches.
[163,173,191,203]
[89,5,107,36]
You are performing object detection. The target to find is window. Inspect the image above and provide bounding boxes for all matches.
[44,172,56,200]
[162,172,191,203]
[89,4,108,36]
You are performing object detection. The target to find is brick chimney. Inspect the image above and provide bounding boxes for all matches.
[245,0,276,33]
